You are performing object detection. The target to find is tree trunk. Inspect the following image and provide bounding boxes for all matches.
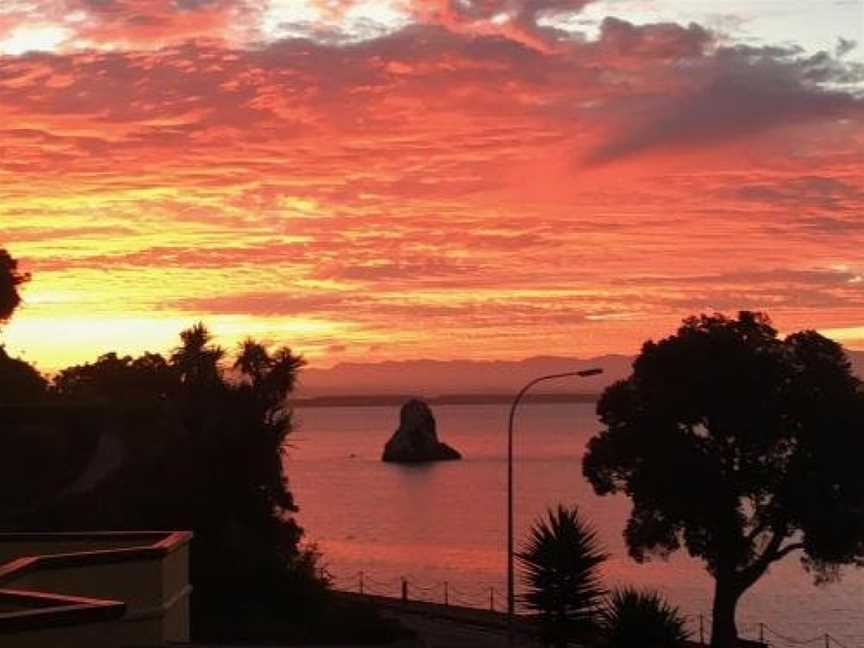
[710,576,742,648]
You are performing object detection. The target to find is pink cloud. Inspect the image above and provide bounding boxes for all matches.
[1,9,862,364]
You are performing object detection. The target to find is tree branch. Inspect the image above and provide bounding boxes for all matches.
[745,520,771,543]
[738,527,789,589]
[774,542,805,561]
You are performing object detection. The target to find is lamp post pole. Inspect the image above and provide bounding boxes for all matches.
[506,367,604,645]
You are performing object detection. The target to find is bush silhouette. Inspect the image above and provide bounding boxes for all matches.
[517,505,607,646]
[598,588,689,648]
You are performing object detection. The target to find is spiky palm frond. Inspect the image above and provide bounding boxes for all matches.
[171,322,225,386]
[517,505,608,632]
[235,338,272,383]
[599,588,690,648]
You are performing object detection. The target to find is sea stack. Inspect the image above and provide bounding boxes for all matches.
[382,399,462,463]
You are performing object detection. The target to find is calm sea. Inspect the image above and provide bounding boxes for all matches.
[286,403,864,645]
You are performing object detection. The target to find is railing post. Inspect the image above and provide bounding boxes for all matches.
[359,571,364,595]
[825,634,830,648]
[490,587,495,611]
[444,581,449,607]
[759,622,764,645]
[401,578,408,603]
[699,614,705,646]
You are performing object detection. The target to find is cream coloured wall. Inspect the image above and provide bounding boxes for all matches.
[0,533,192,647]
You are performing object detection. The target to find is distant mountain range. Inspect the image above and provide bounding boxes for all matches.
[295,351,864,400]
[296,355,629,398]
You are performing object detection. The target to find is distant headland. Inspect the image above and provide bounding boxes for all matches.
[294,355,631,398]
[289,392,600,408]
[289,350,864,407]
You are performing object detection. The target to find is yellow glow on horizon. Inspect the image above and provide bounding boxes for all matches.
[817,326,864,347]
[0,3,861,371]
[2,312,349,372]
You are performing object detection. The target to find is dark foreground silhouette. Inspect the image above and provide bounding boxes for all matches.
[0,320,408,644]
[0,248,28,324]
[584,311,864,648]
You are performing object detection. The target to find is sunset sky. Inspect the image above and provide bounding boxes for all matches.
[1,0,862,370]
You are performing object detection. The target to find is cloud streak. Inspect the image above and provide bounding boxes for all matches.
[1,1,862,367]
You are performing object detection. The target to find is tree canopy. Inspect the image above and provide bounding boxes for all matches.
[0,249,29,324]
[583,311,864,648]
[0,346,47,404]
[53,351,176,404]
[9,323,317,633]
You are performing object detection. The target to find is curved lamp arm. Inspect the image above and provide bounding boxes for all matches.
[506,367,604,644]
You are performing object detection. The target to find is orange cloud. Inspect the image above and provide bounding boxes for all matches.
[0,4,862,368]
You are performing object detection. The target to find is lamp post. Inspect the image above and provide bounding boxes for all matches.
[506,367,604,645]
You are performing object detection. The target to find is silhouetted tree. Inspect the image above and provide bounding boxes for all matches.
[0,262,371,640]
[231,339,306,516]
[52,352,177,404]
[235,338,271,384]
[0,249,29,324]
[24,324,319,635]
[517,505,607,646]
[598,588,689,648]
[0,252,45,403]
[0,347,47,403]
[583,312,864,648]
[168,326,315,626]
[171,322,225,388]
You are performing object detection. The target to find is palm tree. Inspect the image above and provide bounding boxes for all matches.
[171,322,225,387]
[517,505,608,646]
[235,338,271,385]
[598,588,690,648]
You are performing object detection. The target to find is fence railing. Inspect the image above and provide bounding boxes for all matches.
[682,615,854,648]
[327,570,859,648]
[329,571,508,611]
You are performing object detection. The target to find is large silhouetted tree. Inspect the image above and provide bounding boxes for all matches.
[30,324,319,632]
[0,249,29,324]
[583,312,864,648]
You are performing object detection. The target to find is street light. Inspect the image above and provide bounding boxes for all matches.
[506,367,604,645]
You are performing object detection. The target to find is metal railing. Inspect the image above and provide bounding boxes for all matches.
[329,571,508,611]
[683,614,855,648]
[326,570,860,647]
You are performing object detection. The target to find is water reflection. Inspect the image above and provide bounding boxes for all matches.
[286,403,864,644]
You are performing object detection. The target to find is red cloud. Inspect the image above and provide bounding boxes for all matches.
[1,9,862,365]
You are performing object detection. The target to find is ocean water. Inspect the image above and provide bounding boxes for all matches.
[285,403,864,645]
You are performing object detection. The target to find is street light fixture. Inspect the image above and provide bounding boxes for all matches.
[506,367,604,645]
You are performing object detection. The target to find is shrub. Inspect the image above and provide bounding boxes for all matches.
[517,505,608,646]
[599,587,690,648]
